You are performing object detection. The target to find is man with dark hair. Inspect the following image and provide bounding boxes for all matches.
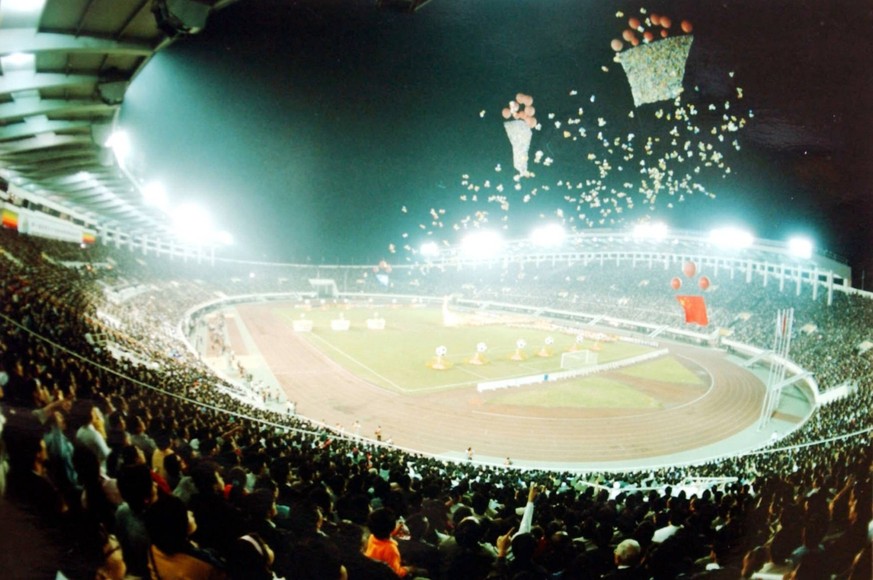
[397,512,440,576]
[144,495,225,578]
[331,520,396,580]
[188,460,245,558]
[115,463,158,578]
[365,507,411,577]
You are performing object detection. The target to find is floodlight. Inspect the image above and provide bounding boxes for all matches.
[141,181,168,211]
[0,53,35,73]
[632,221,668,240]
[215,230,233,246]
[460,230,504,259]
[3,0,46,12]
[105,130,131,168]
[787,236,813,259]
[172,202,213,244]
[419,241,440,258]
[709,226,753,249]
[530,223,566,248]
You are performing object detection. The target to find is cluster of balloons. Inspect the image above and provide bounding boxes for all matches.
[670,261,710,290]
[501,93,538,129]
[611,11,693,52]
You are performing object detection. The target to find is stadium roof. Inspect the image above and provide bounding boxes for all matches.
[0,0,238,241]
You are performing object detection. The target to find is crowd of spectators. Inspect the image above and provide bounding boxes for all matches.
[1,228,870,579]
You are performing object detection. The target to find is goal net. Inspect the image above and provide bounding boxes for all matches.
[560,349,598,369]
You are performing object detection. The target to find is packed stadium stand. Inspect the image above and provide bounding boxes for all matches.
[1,227,870,579]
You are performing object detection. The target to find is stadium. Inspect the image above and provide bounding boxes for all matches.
[0,1,871,580]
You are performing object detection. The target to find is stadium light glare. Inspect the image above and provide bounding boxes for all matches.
[216,230,234,246]
[460,230,504,259]
[105,130,131,168]
[709,226,754,249]
[141,181,168,211]
[787,236,813,259]
[172,202,214,244]
[530,223,566,248]
[419,241,440,258]
[3,0,46,12]
[0,52,35,72]
[632,221,669,240]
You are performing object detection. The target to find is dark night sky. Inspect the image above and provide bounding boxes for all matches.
[119,0,873,279]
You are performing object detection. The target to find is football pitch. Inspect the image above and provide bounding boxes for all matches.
[274,305,706,409]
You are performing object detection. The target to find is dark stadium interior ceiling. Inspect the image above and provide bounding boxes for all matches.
[2,0,872,279]
[0,0,238,240]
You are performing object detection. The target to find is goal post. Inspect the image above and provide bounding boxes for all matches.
[560,349,598,369]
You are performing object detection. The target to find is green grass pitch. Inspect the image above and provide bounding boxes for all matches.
[273,305,704,409]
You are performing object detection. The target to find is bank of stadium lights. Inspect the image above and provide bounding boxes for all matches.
[460,229,504,259]
[419,241,440,259]
[530,223,566,248]
[788,236,813,259]
[171,202,232,246]
[709,226,754,249]
[632,222,669,241]
[141,181,169,212]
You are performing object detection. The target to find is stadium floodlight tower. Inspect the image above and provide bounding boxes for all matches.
[530,223,566,249]
[460,230,504,262]
[709,225,754,249]
[632,221,669,241]
[419,241,440,260]
[787,236,814,259]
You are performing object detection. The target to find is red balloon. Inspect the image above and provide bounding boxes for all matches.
[682,261,697,278]
[651,13,661,25]
[681,20,693,33]
[525,105,536,117]
[525,116,537,128]
[643,31,654,42]
[628,17,641,29]
[671,277,682,290]
[630,37,640,46]
[660,16,672,28]
[501,108,512,119]
[622,29,636,42]
[698,276,710,291]
[610,38,624,52]
[660,29,669,38]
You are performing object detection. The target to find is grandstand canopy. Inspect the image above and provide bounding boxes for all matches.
[1,0,871,280]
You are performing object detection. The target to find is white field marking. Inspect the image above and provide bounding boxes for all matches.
[305,332,410,393]
[470,349,722,421]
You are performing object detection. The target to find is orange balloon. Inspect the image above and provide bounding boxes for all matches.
[660,16,672,28]
[670,277,682,290]
[610,38,624,52]
[682,261,697,278]
[622,29,636,42]
[628,17,641,29]
[660,29,669,38]
[525,116,537,128]
[516,93,526,104]
[643,31,654,42]
[681,20,693,33]
[698,276,710,291]
[630,37,640,46]
[651,13,661,25]
[501,108,512,119]
[525,105,536,117]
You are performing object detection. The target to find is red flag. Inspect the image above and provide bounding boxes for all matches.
[676,295,709,326]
